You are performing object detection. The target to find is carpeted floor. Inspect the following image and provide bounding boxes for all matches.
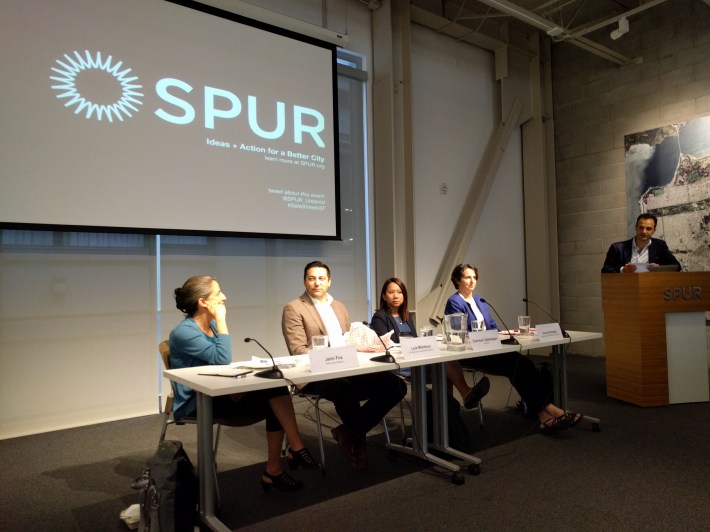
[1,354,709,531]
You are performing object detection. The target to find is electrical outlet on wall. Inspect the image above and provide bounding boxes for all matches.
[440,183,448,194]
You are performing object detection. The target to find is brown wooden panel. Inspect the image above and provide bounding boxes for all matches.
[601,272,710,406]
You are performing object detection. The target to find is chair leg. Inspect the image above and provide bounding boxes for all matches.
[399,400,407,445]
[383,399,409,446]
[382,417,391,445]
[470,371,486,430]
[213,423,222,460]
[212,424,222,509]
[212,457,221,510]
[314,397,326,472]
[159,412,170,443]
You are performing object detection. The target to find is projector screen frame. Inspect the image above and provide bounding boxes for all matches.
[0,0,343,241]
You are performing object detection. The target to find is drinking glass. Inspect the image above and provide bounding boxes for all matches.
[312,335,329,349]
[517,316,531,335]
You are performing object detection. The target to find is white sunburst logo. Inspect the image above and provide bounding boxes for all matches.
[50,50,144,122]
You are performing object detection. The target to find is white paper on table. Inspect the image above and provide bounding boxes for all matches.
[309,345,359,373]
[633,262,649,272]
[400,336,438,358]
[534,323,562,341]
[468,330,502,350]
[232,355,306,369]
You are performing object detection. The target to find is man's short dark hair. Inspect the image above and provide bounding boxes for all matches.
[636,213,657,227]
[303,260,330,279]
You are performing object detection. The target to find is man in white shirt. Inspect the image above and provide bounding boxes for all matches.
[282,261,406,469]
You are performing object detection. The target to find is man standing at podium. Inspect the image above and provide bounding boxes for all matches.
[602,213,681,273]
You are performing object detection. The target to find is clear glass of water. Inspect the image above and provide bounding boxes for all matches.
[517,316,531,335]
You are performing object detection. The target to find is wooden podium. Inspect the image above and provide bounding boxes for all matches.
[602,272,710,407]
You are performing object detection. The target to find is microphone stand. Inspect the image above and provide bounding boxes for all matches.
[362,321,396,364]
[479,298,519,345]
[523,298,570,338]
[244,337,284,379]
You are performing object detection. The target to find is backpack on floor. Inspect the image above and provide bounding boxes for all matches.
[132,440,198,532]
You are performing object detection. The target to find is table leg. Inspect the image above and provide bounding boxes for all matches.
[428,362,481,474]
[386,363,481,482]
[552,344,601,431]
[552,344,564,409]
[196,392,230,532]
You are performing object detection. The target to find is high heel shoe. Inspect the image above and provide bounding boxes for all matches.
[286,447,322,471]
[260,470,303,492]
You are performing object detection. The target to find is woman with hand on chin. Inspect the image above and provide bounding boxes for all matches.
[445,264,582,433]
[169,275,321,492]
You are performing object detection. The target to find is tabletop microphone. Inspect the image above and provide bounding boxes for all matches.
[522,298,570,338]
[244,337,284,379]
[478,298,519,345]
[362,321,396,364]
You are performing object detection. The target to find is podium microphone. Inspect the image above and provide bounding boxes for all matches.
[479,298,519,345]
[244,337,284,379]
[362,321,396,364]
[522,298,570,338]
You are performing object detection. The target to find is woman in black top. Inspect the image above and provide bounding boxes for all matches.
[370,277,417,342]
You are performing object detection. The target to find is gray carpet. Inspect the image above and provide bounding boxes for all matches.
[1,355,709,531]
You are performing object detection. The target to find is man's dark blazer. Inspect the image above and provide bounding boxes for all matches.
[601,238,681,273]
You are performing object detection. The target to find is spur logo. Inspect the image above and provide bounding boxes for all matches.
[50,50,144,122]
[49,49,326,147]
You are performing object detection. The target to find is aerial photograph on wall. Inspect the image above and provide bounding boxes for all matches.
[624,115,710,272]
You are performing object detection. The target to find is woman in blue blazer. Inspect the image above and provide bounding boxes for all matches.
[444,264,582,433]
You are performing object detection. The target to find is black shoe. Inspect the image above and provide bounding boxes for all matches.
[261,470,303,492]
[539,414,571,435]
[331,424,357,465]
[286,446,323,471]
[352,439,368,470]
[464,376,490,409]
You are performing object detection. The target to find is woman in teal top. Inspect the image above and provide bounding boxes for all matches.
[170,275,320,492]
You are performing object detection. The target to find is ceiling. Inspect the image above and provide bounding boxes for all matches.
[407,0,672,65]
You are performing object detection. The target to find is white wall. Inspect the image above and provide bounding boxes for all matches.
[411,24,526,322]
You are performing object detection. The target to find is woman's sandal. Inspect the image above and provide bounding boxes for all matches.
[286,446,323,471]
[260,470,303,492]
[565,411,584,427]
[539,414,571,434]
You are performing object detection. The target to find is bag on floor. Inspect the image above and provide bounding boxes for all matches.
[425,389,474,453]
[132,440,198,532]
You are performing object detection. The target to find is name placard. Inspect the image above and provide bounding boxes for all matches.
[535,323,563,341]
[309,345,359,373]
[400,336,439,359]
[468,330,502,351]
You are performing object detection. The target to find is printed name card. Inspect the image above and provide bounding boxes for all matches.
[468,330,502,351]
[309,345,359,373]
[535,323,564,341]
[400,336,439,359]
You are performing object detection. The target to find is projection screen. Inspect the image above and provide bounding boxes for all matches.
[0,0,340,239]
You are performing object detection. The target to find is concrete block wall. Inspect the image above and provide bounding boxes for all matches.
[551,0,710,355]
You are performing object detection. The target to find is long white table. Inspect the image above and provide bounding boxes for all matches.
[164,329,601,531]
[386,330,603,483]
